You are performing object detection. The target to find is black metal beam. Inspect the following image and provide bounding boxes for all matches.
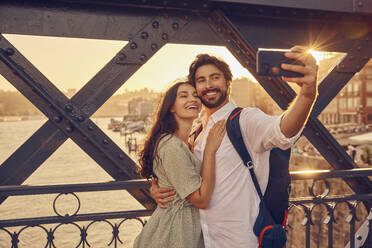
[0,12,190,209]
[211,0,372,14]
[0,2,222,46]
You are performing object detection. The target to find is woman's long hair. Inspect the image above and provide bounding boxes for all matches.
[138,81,188,179]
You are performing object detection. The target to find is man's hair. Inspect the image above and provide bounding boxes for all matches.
[188,54,233,87]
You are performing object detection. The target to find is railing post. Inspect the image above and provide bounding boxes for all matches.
[346,202,359,248]
[324,203,336,248]
[302,204,314,248]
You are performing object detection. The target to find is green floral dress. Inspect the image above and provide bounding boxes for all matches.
[133,134,204,248]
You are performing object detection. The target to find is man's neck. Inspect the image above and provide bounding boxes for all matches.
[205,100,229,118]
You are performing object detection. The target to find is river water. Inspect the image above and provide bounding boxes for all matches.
[0,118,146,248]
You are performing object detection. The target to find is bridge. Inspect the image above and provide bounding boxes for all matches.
[0,0,371,247]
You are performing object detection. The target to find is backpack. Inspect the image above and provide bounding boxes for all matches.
[226,107,291,248]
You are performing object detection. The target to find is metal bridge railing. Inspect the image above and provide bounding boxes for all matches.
[0,169,371,248]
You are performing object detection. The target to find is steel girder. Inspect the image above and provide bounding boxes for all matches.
[0,1,371,211]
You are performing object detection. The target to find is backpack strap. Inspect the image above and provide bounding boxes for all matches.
[226,107,264,201]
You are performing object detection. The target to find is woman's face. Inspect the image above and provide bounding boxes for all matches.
[171,83,201,121]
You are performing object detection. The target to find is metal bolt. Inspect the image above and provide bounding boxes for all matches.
[119,154,125,160]
[65,104,73,112]
[5,48,15,56]
[139,54,147,62]
[77,116,85,122]
[117,53,127,61]
[315,132,320,136]
[172,22,179,30]
[161,33,169,40]
[88,124,94,131]
[152,21,159,29]
[151,43,158,51]
[227,39,231,43]
[66,126,73,132]
[140,32,149,39]
[130,42,137,49]
[103,139,109,145]
[340,64,345,69]
[54,116,62,122]
[279,90,284,95]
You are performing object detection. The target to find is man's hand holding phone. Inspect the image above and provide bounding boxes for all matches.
[257,46,318,98]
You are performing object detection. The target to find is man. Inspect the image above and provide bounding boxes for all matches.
[151,46,318,247]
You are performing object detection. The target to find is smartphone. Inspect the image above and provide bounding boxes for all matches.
[256,49,304,77]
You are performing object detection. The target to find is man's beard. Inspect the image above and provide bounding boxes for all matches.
[200,88,228,108]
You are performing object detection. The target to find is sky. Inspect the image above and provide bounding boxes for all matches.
[0,34,258,94]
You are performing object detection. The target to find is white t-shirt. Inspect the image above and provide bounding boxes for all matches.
[193,101,302,248]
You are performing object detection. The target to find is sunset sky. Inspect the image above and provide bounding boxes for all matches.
[0,34,258,94]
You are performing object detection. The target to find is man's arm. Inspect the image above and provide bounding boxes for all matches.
[280,46,318,138]
[150,178,175,209]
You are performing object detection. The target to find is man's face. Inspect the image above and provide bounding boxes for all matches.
[194,64,229,109]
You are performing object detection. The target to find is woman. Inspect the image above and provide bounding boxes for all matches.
[133,81,225,248]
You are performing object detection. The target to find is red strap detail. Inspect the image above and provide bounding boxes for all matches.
[229,109,243,120]
[282,210,288,226]
[259,225,274,248]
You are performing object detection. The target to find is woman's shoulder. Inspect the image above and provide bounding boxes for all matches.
[158,134,181,150]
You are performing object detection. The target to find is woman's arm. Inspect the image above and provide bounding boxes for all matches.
[187,120,225,209]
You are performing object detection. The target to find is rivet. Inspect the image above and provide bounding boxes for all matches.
[140,32,149,39]
[315,132,320,136]
[340,64,345,69]
[236,50,241,54]
[358,1,363,7]
[88,124,94,131]
[65,104,73,112]
[77,116,85,122]
[119,154,125,160]
[279,90,284,95]
[66,126,73,132]
[5,48,15,56]
[356,65,361,70]
[327,146,332,150]
[130,42,137,49]
[117,53,127,61]
[227,39,231,43]
[54,116,62,122]
[103,139,109,145]
[172,22,179,30]
[151,43,158,51]
[152,21,159,29]
[161,33,169,40]
[139,54,147,62]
